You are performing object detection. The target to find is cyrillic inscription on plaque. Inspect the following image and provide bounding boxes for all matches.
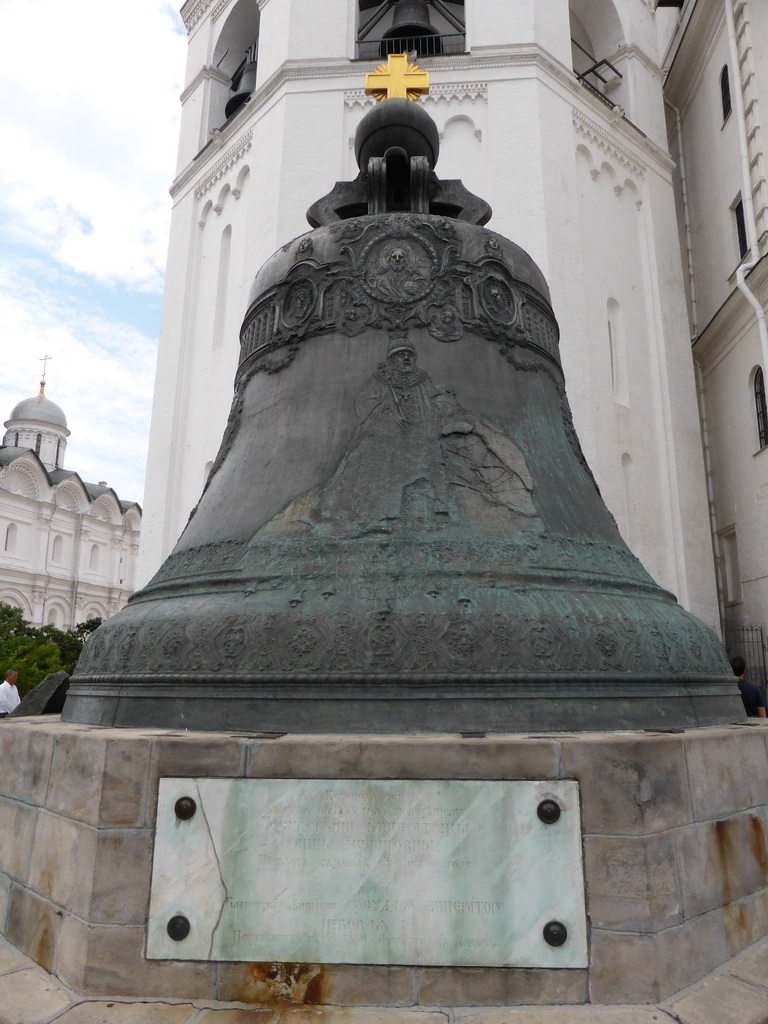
[148,779,586,967]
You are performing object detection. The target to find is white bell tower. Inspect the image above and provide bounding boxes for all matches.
[139,0,720,630]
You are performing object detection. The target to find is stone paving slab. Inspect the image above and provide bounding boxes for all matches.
[0,941,27,974]
[663,975,768,1024]
[0,965,73,1024]
[0,934,768,1024]
[730,939,768,987]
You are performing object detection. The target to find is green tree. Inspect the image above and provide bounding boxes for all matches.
[0,604,102,698]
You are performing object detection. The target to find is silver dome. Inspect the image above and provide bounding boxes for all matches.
[6,394,68,431]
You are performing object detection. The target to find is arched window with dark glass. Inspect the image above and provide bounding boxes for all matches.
[721,65,732,121]
[734,196,749,258]
[35,433,42,454]
[755,367,768,449]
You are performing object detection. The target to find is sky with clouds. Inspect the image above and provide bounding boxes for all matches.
[0,0,188,504]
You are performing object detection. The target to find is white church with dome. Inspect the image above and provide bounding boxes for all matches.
[0,380,142,629]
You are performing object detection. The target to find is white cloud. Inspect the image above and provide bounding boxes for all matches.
[0,0,186,290]
[0,0,187,500]
[0,262,156,504]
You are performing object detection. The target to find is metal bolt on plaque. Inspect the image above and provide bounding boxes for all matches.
[167,915,191,941]
[537,799,561,824]
[174,797,196,820]
[543,921,568,947]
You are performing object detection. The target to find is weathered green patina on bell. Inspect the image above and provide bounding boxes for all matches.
[64,70,737,733]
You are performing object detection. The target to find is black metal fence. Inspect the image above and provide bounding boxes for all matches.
[356,33,465,60]
[726,624,768,699]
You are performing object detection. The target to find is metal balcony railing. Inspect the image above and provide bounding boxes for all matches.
[356,32,466,60]
[577,75,619,112]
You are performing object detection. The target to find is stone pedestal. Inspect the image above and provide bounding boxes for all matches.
[1,718,768,1007]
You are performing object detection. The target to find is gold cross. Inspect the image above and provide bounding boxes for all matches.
[365,53,430,102]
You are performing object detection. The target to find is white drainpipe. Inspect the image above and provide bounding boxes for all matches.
[736,259,768,372]
[723,0,768,368]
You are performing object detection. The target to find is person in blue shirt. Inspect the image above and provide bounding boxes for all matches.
[731,656,767,718]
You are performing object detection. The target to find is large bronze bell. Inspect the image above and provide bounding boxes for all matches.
[381,0,442,56]
[224,45,258,120]
[63,100,738,734]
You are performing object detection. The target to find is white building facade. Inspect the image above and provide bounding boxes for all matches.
[0,387,142,629]
[663,0,768,663]
[139,0,721,633]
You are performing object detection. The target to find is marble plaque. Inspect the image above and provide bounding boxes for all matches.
[147,778,587,967]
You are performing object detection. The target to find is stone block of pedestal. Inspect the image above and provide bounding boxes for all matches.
[0,718,767,1007]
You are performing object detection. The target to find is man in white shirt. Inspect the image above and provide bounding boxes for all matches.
[0,670,20,717]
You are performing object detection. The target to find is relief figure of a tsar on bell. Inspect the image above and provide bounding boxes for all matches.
[257,334,542,541]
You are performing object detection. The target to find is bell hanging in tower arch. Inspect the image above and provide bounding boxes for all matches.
[225,42,258,120]
[381,0,442,57]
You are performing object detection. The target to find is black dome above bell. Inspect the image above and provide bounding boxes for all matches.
[355,98,440,170]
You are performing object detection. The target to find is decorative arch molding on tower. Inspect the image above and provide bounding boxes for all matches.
[344,83,488,110]
[213,183,231,216]
[0,464,44,502]
[181,0,223,33]
[193,130,253,200]
[572,109,647,181]
[199,198,214,230]
[199,168,250,231]
[233,163,250,200]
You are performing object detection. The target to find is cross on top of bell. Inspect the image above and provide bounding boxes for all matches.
[364,53,430,102]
